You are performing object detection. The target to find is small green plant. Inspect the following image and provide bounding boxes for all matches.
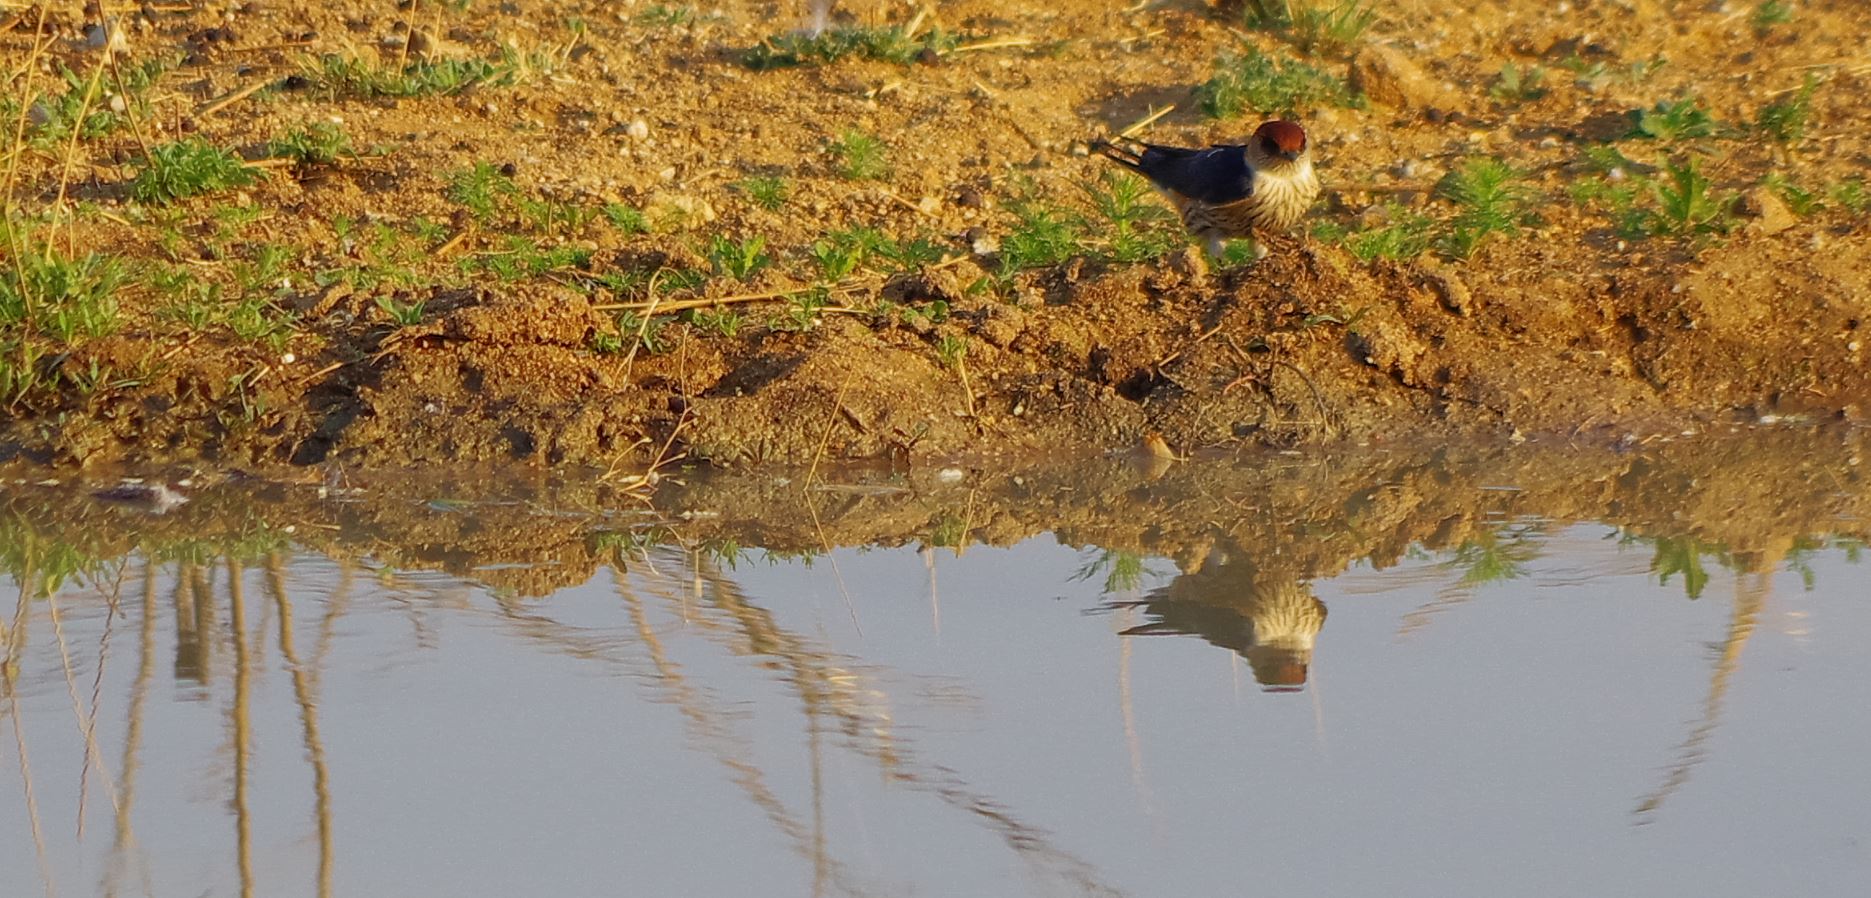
[0,245,126,341]
[1342,207,1434,261]
[590,330,626,354]
[635,4,695,27]
[687,307,745,338]
[1752,0,1793,33]
[614,310,669,353]
[304,54,508,99]
[1217,239,1264,268]
[1083,171,1177,262]
[224,296,297,351]
[743,25,960,70]
[1634,98,1721,141]
[603,203,649,235]
[935,333,968,370]
[875,235,947,271]
[375,294,427,326]
[999,202,1083,273]
[268,122,353,165]
[1248,1,1378,56]
[1762,173,1822,216]
[1198,48,1358,119]
[1562,55,1667,91]
[1756,75,1817,144]
[130,139,257,204]
[1,58,168,146]
[447,161,521,221]
[829,129,890,181]
[706,234,770,281]
[1436,157,1539,258]
[1646,158,1735,237]
[1490,62,1547,103]
[779,289,829,332]
[1829,178,1869,214]
[0,338,50,408]
[518,196,591,235]
[810,235,867,280]
[461,236,593,281]
[737,176,789,211]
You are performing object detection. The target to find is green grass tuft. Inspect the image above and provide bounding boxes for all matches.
[1645,158,1735,237]
[1242,1,1379,57]
[268,122,353,165]
[1755,75,1817,144]
[1197,48,1358,119]
[743,25,960,70]
[447,162,522,222]
[737,176,789,211]
[1490,62,1547,104]
[1082,171,1178,262]
[1752,0,1793,33]
[829,129,890,181]
[999,202,1084,273]
[1633,98,1721,141]
[130,139,257,205]
[1436,157,1540,258]
[1342,207,1434,262]
[304,54,508,99]
[706,234,770,281]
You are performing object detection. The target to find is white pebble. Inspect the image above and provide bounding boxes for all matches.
[625,119,649,140]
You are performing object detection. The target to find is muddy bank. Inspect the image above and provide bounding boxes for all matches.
[10,235,1871,470]
[4,427,1864,600]
[6,0,1871,470]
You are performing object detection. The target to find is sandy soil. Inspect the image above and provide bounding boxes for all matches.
[3,0,1868,470]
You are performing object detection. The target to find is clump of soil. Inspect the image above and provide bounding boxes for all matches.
[3,0,1868,470]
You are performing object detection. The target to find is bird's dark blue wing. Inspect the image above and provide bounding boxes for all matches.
[1133,144,1253,205]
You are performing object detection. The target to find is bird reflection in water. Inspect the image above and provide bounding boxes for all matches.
[1108,549,1327,691]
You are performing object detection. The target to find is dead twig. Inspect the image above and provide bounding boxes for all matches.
[1118,104,1175,139]
[197,80,268,119]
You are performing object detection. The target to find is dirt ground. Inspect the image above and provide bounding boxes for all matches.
[3,0,1869,470]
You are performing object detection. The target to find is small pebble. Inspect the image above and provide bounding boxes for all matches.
[625,119,649,140]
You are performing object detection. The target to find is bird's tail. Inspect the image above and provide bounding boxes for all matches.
[1091,137,1147,172]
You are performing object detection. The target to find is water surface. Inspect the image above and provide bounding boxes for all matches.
[3,433,1868,897]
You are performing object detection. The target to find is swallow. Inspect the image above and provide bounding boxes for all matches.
[1095,120,1321,257]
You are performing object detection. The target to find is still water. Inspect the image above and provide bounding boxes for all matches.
[2,435,1869,897]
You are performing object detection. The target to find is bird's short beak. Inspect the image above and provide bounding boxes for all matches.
[1280,149,1302,162]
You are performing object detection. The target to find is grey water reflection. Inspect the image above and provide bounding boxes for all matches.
[3,430,1871,897]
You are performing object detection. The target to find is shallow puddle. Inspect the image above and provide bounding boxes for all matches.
[3,432,1869,897]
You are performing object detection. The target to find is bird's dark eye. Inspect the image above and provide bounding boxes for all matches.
[1261,137,1279,153]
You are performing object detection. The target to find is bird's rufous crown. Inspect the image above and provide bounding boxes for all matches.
[1253,120,1308,155]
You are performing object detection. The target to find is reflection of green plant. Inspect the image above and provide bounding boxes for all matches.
[1443,526,1543,587]
[0,516,114,598]
[928,513,968,549]
[1072,549,1167,595]
[1642,535,1729,599]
